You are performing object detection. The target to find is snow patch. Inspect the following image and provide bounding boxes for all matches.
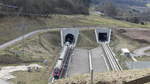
[0,64,42,80]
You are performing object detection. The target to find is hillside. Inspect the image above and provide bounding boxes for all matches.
[53,69,150,84]
[92,0,150,7]
[0,30,61,84]
[0,0,90,15]
[0,28,149,84]
[0,18,149,84]
[0,14,150,45]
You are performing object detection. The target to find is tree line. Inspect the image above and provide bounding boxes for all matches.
[95,1,150,25]
[0,0,90,16]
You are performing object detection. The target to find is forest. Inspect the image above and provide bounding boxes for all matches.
[0,0,90,15]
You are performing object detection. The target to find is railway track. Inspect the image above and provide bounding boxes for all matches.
[101,43,122,71]
[49,43,74,83]
[50,43,122,83]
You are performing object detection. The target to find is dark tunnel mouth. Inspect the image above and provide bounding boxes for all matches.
[98,32,108,42]
[65,34,75,44]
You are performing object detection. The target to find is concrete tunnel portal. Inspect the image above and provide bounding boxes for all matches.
[65,34,75,44]
[61,28,79,47]
[95,28,111,43]
[98,33,108,42]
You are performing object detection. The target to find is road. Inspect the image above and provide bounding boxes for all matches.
[67,47,108,77]
[91,46,108,72]
[0,29,56,49]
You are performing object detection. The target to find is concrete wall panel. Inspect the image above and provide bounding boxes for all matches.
[61,28,79,47]
[95,28,111,43]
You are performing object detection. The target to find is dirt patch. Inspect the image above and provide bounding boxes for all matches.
[0,64,42,80]
[111,28,150,52]
[119,29,150,43]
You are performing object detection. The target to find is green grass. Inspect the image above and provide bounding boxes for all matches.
[77,29,98,48]
[109,30,150,69]
[0,14,150,84]
[6,29,99,84]
[145,49,150,53]
[0,30,60,64]
[136,56,150,61]
[11,66,49,84]
[0,30,61,84]
[79,15,150,28]
[0,14,150,45]
[146,3,150,7]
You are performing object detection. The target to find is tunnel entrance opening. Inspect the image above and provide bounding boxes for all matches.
[98,33,108,42]
[65,34,74,44]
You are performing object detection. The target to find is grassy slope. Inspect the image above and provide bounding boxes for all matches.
[11,66,49,84]
[109,29,150,69]
[77,29,98,49]
[79,15,150,28]
[54,68,150,84]
[145,49,150,53]
[146,3,150,7]
[0,28,98,84]
[0,14,150,84]
[0,14,150,45]
[4,29,98,84]
[0,30,61,84]
[1,30,60,63]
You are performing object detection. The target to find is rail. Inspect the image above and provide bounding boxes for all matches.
[102,43,122,71]
[107,44,123,70]
[59,45,73,78]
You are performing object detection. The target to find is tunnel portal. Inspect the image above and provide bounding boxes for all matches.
[98,33,108,42]
[65,34,75,44]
